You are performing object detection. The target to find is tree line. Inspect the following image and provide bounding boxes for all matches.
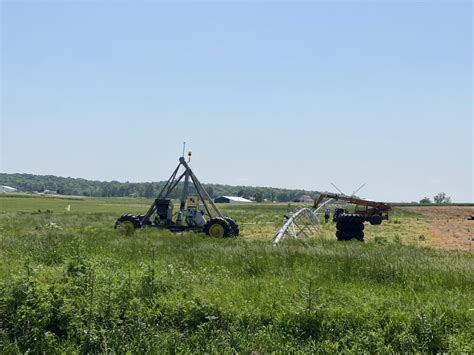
[0,173,320,202]
[419,192,452,204]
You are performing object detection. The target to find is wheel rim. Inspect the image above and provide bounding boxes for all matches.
[118,221,135,235]
[209,223,225,238]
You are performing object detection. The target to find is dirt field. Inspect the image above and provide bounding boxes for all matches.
[401,206,474,252]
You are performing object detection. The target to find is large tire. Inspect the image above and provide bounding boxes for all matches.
[336,230,364,241]
[336,231,351,241]
[224,217,239,237]
[337,214,366,224]
[115,214,141,235]
[370,214,382,225]
[204,217,234,238]
[336,221,364,232]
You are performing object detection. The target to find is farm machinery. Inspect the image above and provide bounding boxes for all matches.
[272,192,391,244]
[313,193,391,241]
[114,154,239,238]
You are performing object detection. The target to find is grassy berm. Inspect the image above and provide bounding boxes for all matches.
[0,195,473,353]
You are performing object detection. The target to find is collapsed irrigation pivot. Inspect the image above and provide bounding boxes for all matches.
[273,192,391,244]
[115,153,239,238]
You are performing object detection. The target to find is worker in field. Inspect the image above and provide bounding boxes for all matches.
[324,208,330,223]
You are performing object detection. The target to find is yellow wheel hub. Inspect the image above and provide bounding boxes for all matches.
[209,223,225,238]
[118,221,135,236]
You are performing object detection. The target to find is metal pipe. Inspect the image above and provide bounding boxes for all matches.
[176,167,190,226]
[272,207,318,245]
[140,163,181,224]
[164,171,186,199]
[179,157,223,218]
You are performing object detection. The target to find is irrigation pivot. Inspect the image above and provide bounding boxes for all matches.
[114,154,239,238]
[272,192,391,244]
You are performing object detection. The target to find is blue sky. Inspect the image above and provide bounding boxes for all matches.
[1,1,472,202]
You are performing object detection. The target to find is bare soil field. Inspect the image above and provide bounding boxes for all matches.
[401,206,474,252]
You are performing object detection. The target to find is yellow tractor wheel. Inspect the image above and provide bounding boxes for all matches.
[204,217,233,238]
[209,223,225,238]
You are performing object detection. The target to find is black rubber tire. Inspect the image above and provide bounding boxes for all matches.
[115,214,141,235]
[336,231,350,241]
[370,214,382,225]
[224,217,239,237]
[203,217,234,238]
[337,214,366,224]
[336,221,364,232]
[115,214,141,229]
[336,230,364,240]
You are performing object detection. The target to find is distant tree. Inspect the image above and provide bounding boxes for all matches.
[277,192,290,202]
[255,192,263,203]
[433,192,451,204]
[0,173,321,201]
[419,197,431,204]
[143,183,155,198]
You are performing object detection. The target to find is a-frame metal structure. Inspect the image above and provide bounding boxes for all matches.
[140,156,223,226]
[115,156,238,238]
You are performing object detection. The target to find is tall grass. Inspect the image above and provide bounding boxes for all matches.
[0,196,473,353]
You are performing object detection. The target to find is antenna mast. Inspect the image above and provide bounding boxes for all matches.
[331,182,345,195]
[351,183,366,197]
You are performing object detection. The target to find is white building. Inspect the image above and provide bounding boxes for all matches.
[0,185,18,193]
[214,195,253,204]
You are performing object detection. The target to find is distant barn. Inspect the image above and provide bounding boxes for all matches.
[299,195,314,203]
[214,196,253,204]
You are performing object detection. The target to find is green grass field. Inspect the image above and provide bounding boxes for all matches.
[1,195,473,353]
